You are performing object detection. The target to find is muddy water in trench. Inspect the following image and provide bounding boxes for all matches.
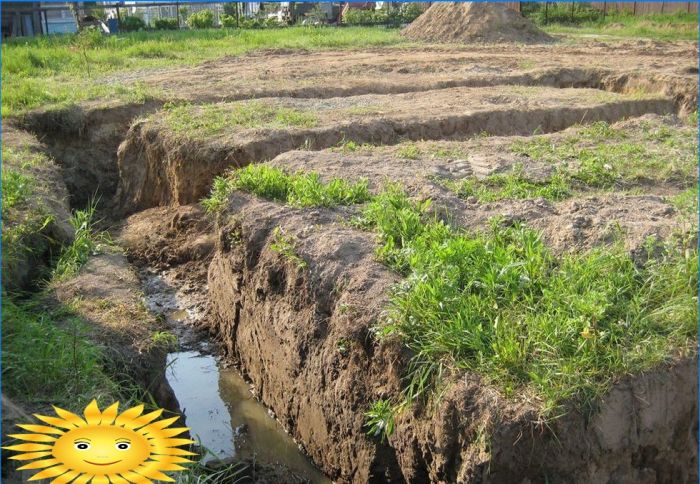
[142,271,329,483]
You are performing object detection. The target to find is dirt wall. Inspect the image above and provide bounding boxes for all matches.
[205,195,697,483]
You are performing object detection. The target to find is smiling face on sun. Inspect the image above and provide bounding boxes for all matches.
[52,425,150,476]
[3,400,196,483]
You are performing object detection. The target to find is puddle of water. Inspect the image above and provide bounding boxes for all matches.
[166,351,234,459]
[167,351,329,483]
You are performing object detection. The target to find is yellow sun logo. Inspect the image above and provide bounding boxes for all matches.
[3,400,196,483]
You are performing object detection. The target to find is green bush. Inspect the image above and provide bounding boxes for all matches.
[343,9,382,25]
[399,3,423,23]
[120,15,146,32]
[220,13,237,28]
[187,9,215,29]
[154,18,179,30]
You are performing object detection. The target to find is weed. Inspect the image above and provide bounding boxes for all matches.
[53,200,111,280]
[431,146,468,159]
[335,140,374,153]
[270,227,307,269]
[2,169,34,210]
[151,331,179,350]
[202,165,371,212]
[669,188,698,216]
[176,458,249,484]
[446,165,572,202]
[396,143,421,160]
[511,121,697,188]
[364,399,396,442]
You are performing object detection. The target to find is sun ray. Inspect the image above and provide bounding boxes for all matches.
[8,451,53,461]
[156,427,189,438]
[71,473,93,484]
[91,475,109,484]
[133,463,175,482]
[100,402,120,425]
[140,416,181,435]
[109,474,130,483]
[50,469,81,484]
[17,458,61,470]
[53,407,87,428]
[27,464,69,481]
[16,424,65,435]
[120,470,153,483]
[83,400,103,426]
[114,405,145,427]
[128,409,163,430]
[3,443,54,452]
[8,433,57,443]
[33,415,79,430]
[149,454,195,464]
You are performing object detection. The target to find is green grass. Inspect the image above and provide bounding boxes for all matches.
[163,101,318,136]
[447,165,572,203]
[1,149,55,284]
[511,121,697,189]
[396,144,422,160]
[52,201,111,281]
[360,185,697,437]
[2,27,405,117]
[669,187,699,216]
[202,165,371,212]
[537,11,698,41]
[2,169,34,211]
[1,298,120,408]
[270,227,307,269]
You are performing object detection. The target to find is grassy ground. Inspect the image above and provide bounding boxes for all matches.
[1,26,405,117]
[539,11,698,41]
[361,186,696,427]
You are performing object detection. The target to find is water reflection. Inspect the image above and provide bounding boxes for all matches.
[166,351,329,483]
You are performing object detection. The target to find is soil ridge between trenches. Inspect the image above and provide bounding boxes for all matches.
[114,96,673,215]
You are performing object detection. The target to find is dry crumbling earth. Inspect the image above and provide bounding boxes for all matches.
[5,39,698,483]
[402,2,553,44]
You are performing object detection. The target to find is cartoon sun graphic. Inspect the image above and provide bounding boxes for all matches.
[3,400,196,483]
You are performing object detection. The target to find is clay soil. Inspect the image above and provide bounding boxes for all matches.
[5,38,699,484]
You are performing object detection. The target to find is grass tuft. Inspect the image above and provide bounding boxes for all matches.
[270,227,307,269]
[447,164,571,202]
[53,201,111,281]
[202,165,371,212]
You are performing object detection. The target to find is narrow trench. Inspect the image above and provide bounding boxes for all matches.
[140,270,330,483]
[14,68,694,482]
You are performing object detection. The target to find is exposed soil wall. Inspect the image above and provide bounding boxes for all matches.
[15,100,162,209]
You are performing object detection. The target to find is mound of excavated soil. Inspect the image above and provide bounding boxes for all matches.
[402,2,553,44]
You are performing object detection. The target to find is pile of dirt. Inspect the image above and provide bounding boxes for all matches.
[402,2,553,44]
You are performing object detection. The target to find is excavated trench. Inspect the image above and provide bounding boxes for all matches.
[10,65,698,483]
